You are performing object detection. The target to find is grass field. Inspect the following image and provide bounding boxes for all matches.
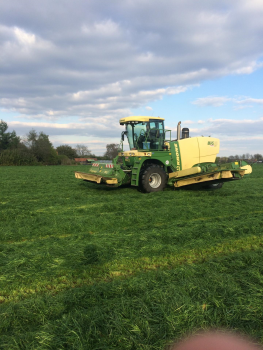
[0,164,263,349]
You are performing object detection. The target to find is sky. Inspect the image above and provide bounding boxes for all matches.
[0,0,263,156]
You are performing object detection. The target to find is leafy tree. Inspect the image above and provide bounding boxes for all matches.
[221,157,229,163]
[0,120,20,152]
[216,156,228,163]
[56,145,77,159]
[104,143,119,160]
[25,129,59,164]
[75,144,91,157]
[0,148,37,166]
[58,155,75,165]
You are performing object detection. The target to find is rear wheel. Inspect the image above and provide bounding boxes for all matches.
[203,182,224,190]
[140,164,167,193]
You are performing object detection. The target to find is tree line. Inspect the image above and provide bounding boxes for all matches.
[1,119,261,166]
[0,120,119,166]
[217,154,263,163]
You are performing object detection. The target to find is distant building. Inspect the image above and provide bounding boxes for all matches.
[74,158,97,165]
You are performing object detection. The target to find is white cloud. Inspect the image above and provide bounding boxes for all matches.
[181,120,195,125]
[233,105,253,110]
[0,84,195,120]
[190,117,263,137]
[184,117,263,155]
[236,98,263,104]
[14,27,35,45]
[192,96,263,109]
[192,96,231,107]
[1,0,263,153]
[145,106,153,111]
[0,1,263,112]
[82,19,121,38]
[8,120,123,139]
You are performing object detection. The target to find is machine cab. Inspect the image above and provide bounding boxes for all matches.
[119,116,166,151]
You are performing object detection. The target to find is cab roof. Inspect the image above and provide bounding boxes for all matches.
[119,116,165,125]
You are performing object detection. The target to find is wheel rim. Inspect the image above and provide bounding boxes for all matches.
[149,173,162,188]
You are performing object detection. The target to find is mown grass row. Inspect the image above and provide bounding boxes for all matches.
[1,233,263,305]
[2,250,263,349]
[0,164,263,349]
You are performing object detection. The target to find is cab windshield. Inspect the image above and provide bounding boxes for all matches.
[126,120,165,150]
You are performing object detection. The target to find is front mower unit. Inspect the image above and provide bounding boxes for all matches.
[75,162,130,186]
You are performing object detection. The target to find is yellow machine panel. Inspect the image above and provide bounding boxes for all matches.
[177,137,220,170]
[177,138,199,170]
[198,137,220,163]
[169,166,202,179]
[119,116,165,124]
[241,164,252,174]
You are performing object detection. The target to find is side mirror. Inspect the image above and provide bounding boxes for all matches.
[121,131,127,141]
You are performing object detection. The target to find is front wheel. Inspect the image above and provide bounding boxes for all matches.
[139,164,167,193]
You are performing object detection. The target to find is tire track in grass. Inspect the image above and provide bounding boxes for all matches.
[1,234,263,304]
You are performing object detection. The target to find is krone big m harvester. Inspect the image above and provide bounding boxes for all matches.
[75,116,252,192]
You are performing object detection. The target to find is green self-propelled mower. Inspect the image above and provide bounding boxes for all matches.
[75,116,252,192]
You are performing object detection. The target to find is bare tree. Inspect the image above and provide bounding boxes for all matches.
[75,144,91,157]
[245,153,251,160]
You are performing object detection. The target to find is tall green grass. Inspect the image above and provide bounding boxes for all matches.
[0,165,263,349]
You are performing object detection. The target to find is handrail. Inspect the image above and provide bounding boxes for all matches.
[165,130,171,141]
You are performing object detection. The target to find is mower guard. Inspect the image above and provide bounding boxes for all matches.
[75,171,118,185]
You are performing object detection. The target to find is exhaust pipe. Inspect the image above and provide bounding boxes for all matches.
[177,121,181,140]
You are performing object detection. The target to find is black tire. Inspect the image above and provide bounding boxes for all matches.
[139,164,167,193]
[203,182,224,190]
